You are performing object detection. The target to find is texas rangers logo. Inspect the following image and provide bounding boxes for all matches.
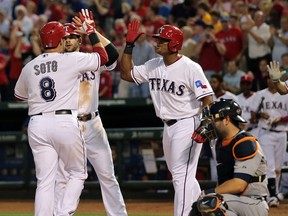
[195,80,207,89]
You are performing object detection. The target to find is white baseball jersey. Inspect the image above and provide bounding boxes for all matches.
[131,55,213,216]
[78,62,115,114]
[250,89,288,131]
[212,90,239,103]
[132,56,214,119]
[15,52,100,115]
[237,92,258,130]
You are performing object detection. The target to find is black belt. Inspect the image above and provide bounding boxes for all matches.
[250,175,265,183]
[163,119,177,126]
[261,127,282,133]
[30,109,72,117]
[77,111,99,122]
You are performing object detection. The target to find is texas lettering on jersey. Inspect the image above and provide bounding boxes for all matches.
[149,78,185,96]
[80,71,96,82]
[263,101,288,111]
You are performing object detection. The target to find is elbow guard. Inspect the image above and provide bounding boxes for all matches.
[93,46,108,66]
[104,43,119,67]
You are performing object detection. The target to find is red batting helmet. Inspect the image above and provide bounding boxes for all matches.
[63,23,80,37]
[153,25,183,52]
[40,21,69,49]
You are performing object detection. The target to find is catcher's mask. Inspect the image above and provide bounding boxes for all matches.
[197,193,228,216]
[200,99,247,141]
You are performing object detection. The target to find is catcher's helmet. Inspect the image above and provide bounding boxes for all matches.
[40,21,69,49]
[208,98,247,123]
[63,23,80,37]
[153,25,183,52]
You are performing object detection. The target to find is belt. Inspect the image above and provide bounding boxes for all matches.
[250,196,267,201]
[30,109,72,117]
[163,119,177,126]
[250,175,266,183]
[77,111,99,122]
[261,127,282,133]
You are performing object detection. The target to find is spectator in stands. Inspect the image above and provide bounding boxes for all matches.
[7,22,25,101]
[194,24,226,81]
[216,15,245,71]
[167,0,197,26]
[210,10,222,33]
[143,6,165,35]
[191,19,206,43]
[268,14,288,65]
[90,0,118,39]
[0,0,13,21]
[132,0,148,19]
[0,52,9,102]
[267,2,284,29]
[233,0,254,29]
[13,4,33,46]
[99,70,113,98]
[223,60,245,95]
[26,0,39,24]
[0,10,10,38]
[212,0,233,15]
[150,0,171,20]
[196,1,212,25]
[179,25,196,61]
[244,10,271,91]
[258,58,269,90]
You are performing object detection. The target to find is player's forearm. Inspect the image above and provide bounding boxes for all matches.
[120,53,134,82]
[201,95,213,107]
[215,178,248,194]
[273,81,288,95]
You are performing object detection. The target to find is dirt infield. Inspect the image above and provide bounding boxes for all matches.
[0,199,287,215]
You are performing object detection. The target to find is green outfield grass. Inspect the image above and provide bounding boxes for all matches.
[0,214,172,216]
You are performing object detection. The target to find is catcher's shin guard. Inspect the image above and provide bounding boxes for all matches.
[197,193,228,216]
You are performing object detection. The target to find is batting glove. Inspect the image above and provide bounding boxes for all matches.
[78,9,96,35]
[192,126,208,143]
[124,19,143,54]
[267,61,284,82]
[126,19,143,43]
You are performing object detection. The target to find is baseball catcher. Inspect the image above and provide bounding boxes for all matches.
[191,99,269,216]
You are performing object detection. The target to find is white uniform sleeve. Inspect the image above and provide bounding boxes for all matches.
[14,67,28,100]
[75,52,100,75]
[250,91,262,112]
[191,63,214,100]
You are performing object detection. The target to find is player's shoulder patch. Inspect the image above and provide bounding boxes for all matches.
[232,135,258,161]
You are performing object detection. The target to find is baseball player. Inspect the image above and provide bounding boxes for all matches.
[207,73,239,181]
[237,74,259,137]
[250,76,288,207]
[14,9,109,215]
[267,60,288,94]
[54,21,127,215]
[191,99,269,216]
[120,19,214,216]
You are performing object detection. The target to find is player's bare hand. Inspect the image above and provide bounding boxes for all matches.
[271,117,281,127]
[260,112,270,120]
[267,61,283,82]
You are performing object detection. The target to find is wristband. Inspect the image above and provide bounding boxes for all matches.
[88,33,100,45]
[124,42,134,54]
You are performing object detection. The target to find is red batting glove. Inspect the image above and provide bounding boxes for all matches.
[192,126,208,143]
[126,19,143,43]
[78,9,96,35]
